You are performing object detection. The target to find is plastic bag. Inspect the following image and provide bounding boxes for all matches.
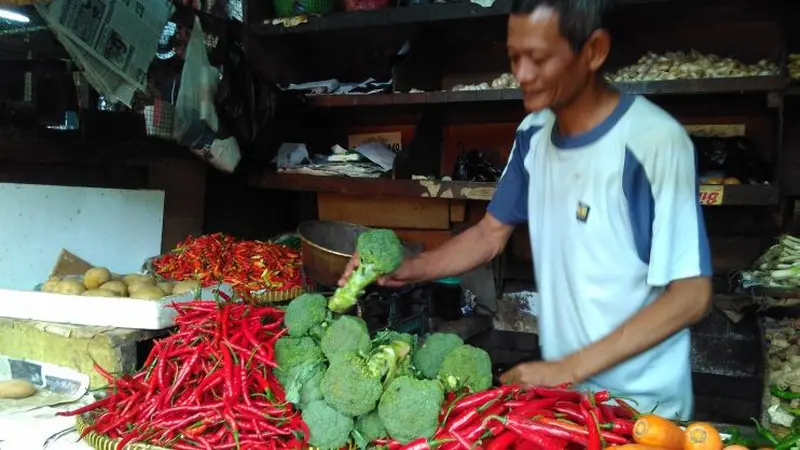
[173,17,240,173]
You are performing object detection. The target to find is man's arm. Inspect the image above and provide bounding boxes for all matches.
[564,124,714,383]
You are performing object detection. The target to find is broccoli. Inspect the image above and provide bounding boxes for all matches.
[282,360,326,406]
[437,344,493,393]
[320,315,371,361]
[355,409,387,443]
[374,330,416,349]
[284,293,329,337]
[301,399,354,449]
[328,229,404,313]
[274,336,323,385]
[413,333,464,379]
[378,376,445,444]
[320,352,384,416]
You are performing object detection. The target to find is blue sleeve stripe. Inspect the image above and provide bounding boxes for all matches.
[622,147,712,277]
[487,126,540,225]
[622,147,655,264]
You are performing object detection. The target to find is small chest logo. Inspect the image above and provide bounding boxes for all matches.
[576,201,591,223]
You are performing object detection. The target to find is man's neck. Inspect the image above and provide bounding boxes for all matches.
[553,79,620,137]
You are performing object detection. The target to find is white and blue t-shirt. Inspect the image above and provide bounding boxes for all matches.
[487,93,712,420]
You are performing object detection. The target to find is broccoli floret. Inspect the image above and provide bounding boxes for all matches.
[274,336,323,385]
[282,360,326,406]
[320,315,371,361]
[355,409,387,443]
[328,229,404,313]
[378,376,445,444]
[284,293,329,337]
[413,333,464,379]
[302,399,354,449]
[437,344,492,393]
[374,330,416,349]
[320,352,384,416]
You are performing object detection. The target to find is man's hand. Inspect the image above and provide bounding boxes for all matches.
[337,252,410,288]
[499,360,577,387]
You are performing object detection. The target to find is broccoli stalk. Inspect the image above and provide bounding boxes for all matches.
[367,339,412,387]
[328,229,404,313]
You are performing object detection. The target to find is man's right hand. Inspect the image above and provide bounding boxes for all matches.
[337,252,410,288]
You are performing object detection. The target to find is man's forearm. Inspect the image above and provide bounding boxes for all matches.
[564,277,713,383]
[398,215,513,284]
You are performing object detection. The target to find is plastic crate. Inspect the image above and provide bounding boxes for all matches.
[387,311,428,335]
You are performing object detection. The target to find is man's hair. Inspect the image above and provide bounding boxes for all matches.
[509,0,614,52]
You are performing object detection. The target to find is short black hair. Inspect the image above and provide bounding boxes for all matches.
[509,0,614,52]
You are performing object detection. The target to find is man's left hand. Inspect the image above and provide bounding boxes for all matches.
[499,360,578,387]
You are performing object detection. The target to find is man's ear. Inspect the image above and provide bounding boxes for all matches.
[582,29,611,72]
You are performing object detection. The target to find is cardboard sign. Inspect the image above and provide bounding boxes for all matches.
[348,132,402,153]
[699,185,725,206]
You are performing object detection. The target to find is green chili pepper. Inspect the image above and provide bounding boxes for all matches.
[771,385,800,400]
[775,434,800,450]
[752,418,780,446]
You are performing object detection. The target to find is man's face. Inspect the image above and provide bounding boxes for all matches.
[507,6,596,112]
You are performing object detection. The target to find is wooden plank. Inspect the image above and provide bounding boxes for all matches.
[148,159,207,253]
[449,201,466,222]
[251,172,780,206]
[250,0,668,36]
[306,77,787,108]
[317,193,451,229]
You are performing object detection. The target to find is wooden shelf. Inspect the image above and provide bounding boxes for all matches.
[251,0,666,36]
[249,173,780,206]
[306,77,787,107]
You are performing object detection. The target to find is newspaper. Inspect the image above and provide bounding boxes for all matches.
[0,356,89,416]
[35,0,173,106]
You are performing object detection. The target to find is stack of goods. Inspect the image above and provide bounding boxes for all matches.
[764,317,800,435]
[606,50,780,83]
[740,235,800,289]
[789,55,800,81]
[39,267,200,300]
[59,299,307,449]
[152,233,304,295]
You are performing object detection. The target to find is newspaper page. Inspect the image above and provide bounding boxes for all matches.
[35,0,173,106]
[0,356,89,416]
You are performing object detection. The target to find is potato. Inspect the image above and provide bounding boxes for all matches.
[84,267,112,289]
[54,279,86,295]
[172,280,201,296]
[123,274,154,286]
[128,281,156,296]
[41,276,61,293]
[158,282,174,296]
[83,288,119,297]
[130,284,165,300]
[99,281,128,297]
[0,379,36,399]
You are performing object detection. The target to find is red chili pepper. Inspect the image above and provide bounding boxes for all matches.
[614,398,641,419]
[581,403,602,450]
[534,417,629,445]
[532,387,582,402]
[601,418,634,436]
[485,415,586,446]
[399,437,453,450]
[508,396,559,415]
[486,431,518,450]
[451,388,507,416]
[552,402,584,423]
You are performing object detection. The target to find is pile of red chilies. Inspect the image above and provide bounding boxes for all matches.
[380,384,638,450]
[152,233,304,293]
[58,301,307,450]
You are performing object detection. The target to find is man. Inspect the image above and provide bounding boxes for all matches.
[339,0,712,419]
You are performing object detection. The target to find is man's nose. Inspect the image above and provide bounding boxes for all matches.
[514,58,536,84]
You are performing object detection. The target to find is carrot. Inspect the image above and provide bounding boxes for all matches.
[612,445,674,450]
[632,415,685,450]
[685,422,724,450]
[722,446,750,450]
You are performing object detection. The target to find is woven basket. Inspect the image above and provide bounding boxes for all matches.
[76,415,169,450]
[249,286,305,304]
[76,415,344,450]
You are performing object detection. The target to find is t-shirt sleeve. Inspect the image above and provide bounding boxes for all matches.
[643,126,712,286]
[487,135,529,225]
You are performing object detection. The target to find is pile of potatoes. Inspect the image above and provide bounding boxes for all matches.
[40,267,201,301]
